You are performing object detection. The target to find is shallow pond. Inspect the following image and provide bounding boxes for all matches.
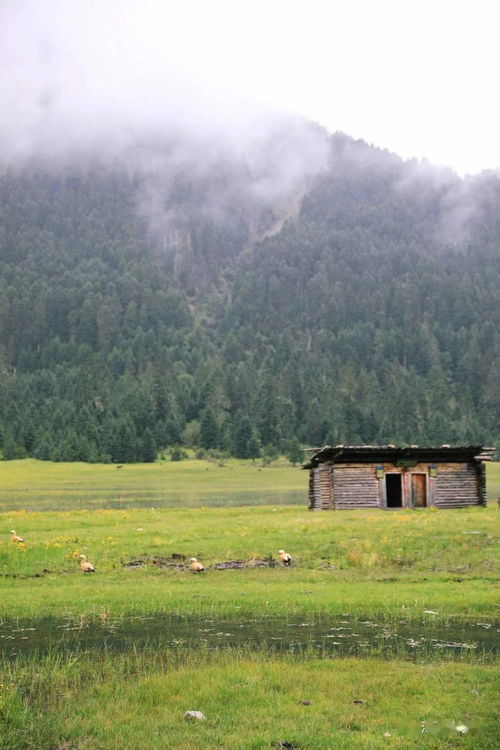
[1,614,497,660]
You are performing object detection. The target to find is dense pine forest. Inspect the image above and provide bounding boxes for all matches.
[1,131,499,462]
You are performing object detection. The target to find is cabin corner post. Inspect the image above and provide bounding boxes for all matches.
[378,472,387,508]
[403,470,411,508]
[319,464,334,509]
[308,465,334,510]
[478,461,487,506]
[428,472,437,507]
[308,469,315,510]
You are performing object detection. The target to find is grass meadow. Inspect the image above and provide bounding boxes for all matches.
[0,457,306,511]
[2,653,498,750]
[0,459,499,748]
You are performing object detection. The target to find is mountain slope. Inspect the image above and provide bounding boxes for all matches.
[0,133,499,462]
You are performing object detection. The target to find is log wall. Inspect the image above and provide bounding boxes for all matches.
[434,462,481,508]
[332,464,380,509]
[308,466,333,510]
[308,460,484,510]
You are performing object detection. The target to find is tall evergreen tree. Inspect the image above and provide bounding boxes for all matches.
[141,428,157,463]
[233,412,254,459]
[199,408,219,450]
[113,419,137,463]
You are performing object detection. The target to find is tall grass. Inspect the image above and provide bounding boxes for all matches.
[1,650,498,749]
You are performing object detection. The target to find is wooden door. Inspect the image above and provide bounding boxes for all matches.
[411,474,427,507]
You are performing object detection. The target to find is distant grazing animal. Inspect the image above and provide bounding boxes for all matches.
[278,549,292,566]
[116,465,123,470]
[10,530,24,543]
[189,557,204,572]
[79,554,95,573]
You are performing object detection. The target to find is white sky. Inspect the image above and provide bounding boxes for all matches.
[2,0,499,174]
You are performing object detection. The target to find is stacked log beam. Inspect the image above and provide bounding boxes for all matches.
[332,466,379,509]
[434,463,480,508]
[309,466,333,510]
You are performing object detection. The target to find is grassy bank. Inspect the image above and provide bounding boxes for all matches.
[1,571,498,622]
[1,651,498,749]
[0,505,498,620]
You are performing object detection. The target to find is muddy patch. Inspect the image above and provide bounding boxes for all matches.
[247,557,274,567]
[123,553,186,569]
[123,555,274,570]
[0,569,52,579]
[215,557,274,569]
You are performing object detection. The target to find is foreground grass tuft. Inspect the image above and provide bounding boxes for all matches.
[1,652,498,749]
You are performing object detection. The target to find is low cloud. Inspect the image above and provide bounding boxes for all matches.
[0,1,331,236]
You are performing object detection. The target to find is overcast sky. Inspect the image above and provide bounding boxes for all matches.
[1,0,498,174]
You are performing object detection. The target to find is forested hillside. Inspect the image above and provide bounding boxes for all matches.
[1,132,499,462]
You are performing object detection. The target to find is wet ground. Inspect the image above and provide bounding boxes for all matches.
[0,489,305,512]
[1,614,497,659]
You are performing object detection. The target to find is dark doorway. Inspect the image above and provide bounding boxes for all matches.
[386,474,402,508]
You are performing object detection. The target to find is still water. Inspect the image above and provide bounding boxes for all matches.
[1,614,497,659]
[0,489,305,512]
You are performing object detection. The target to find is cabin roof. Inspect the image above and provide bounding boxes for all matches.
[303,445,495,469]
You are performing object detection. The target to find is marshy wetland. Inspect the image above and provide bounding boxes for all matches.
[1,613,498,659]
[0,459,499,749]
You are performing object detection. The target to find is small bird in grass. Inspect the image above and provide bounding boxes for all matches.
[79,554,95,573]
[10,530,24,543]
[189,557,204,572]
[278,549,292,566]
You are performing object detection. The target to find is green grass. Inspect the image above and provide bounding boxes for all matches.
[487,460,500,500]
[0,457,305,511]
[0,459,499,749]
[1,651,498,749]
[0,504,498,620]
[2,570,499,623]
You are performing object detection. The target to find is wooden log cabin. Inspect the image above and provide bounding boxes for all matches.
[304,445,494,510]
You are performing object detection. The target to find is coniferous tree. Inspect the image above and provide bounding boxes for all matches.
[287,437,304,466]
[233,412,253,458]
[199,408,219,449]
[113,419,137,463]
[58,429,81,462]
[0,144,498,461]
[33,434,53,461]
[247,430,261,460]
[2,435,22,460]
[141,428,157,463]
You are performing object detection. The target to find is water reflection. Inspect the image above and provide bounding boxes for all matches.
[0,489,305,513]
[1,614,497,659]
